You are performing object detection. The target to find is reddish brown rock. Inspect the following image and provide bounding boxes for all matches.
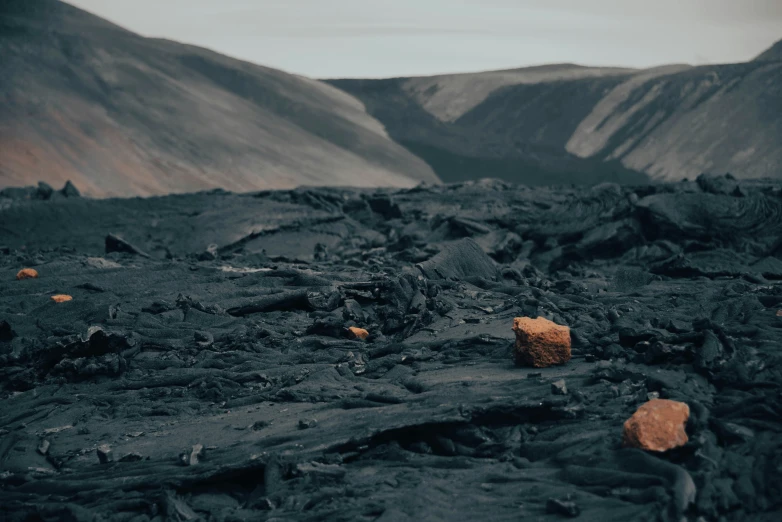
[16,268,39,280]
[348,327,369,340]
[512,317,571,367]
[51,294,73,303]
[623,399,690,452]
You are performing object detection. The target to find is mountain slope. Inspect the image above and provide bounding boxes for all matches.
[330,39,782,183]
[566,60,782,180]
[755,39,782,61]
[0,0,438,197]
[330,66,653,185]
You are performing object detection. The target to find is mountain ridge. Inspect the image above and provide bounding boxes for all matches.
[0,0,438,197]
[754,38,782,61]
[329,38,782,184]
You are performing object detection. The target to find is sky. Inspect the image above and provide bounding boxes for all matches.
[67,0,782,78]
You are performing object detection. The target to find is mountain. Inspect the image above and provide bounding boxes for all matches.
[755,39,782,61]
[329,39,782,184]
[0,0,438,197]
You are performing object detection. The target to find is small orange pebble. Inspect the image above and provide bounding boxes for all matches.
[51,294,73,303]
[16,268,39,280]
[776,310,782,317]
[348,327,369,340]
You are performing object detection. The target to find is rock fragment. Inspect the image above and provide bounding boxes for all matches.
[105,234,149,258]
[180,444,205,466]
[51,294,73,303]
[37,440,50,456]
[367,194,402,219]
[551,379,568,395]
[16,268,38,280]
[623,399,690,452]
[546,498,580,517]
[417,238,498,281]
[193,331,214,348]
[119,452,144,462]
[251,421,270,431]
[298,418,318,430]
[348,326,369,340]
[97,444,113,464]
[61,180,81,198]
[0,320,15,342]
[36,181,54,199]
[512,317,571,368]
[196,244,219,261]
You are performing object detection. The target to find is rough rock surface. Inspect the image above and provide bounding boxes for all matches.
[623,399,690,452]
[1,177,782,521]
[15,268,38,280]
[513,317,572,367]
[348,327,369,340]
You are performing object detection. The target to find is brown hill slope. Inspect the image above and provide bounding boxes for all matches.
[0,0,438,197]
[330,39,782,183]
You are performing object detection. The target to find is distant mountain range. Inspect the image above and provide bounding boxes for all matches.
[0,0,438,197]
[329,40,782,185]
[1,0,779,196]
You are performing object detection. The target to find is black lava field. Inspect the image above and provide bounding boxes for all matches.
[1,175,781,521]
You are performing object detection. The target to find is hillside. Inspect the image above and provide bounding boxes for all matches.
[755,39,782,61]
[330,39,782,183]
[0,0,438,197]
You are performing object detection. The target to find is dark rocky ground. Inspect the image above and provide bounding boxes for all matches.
[1,175,781,521]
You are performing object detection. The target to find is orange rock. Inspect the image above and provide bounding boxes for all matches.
[776,310,782,317]
[51,294,73,303]
[623,399,690,452]
[16,268,39,280]
[348,327,369,340]
[512,317,571,367]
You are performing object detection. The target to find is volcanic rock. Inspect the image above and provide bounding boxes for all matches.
[298,419,318,430]
[16,268,38,280]
[417,238,498,281]
[97,444,113,464]
[1,179,781,520]
[348,327,369,340]
[37,440,50,456]
[105,234,150,258]
[551,379,568,395]
[623,399,690,452]
[61,181,81,198]
[512,317,572,368]
[118,452,144,463]
[0,320,15,342]
[546,498,581,518]
[181,444,204,466]
[36,182,54,199]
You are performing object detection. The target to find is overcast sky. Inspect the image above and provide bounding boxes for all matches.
[67,0,781,78]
